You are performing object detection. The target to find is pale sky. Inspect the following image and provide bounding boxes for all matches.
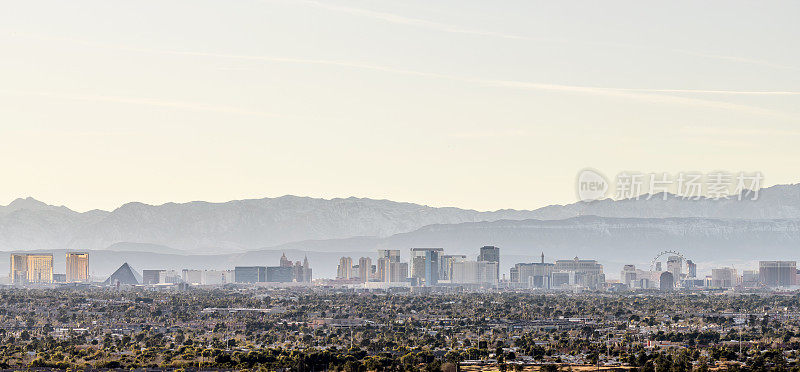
[1,0,799,212]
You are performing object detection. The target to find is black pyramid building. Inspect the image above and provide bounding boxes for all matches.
[103,262,143,285]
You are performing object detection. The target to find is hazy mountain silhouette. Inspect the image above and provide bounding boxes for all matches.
[528,185,800,220]
[0,196,538,253]
[0,184,799,255]
[0,197,79,217]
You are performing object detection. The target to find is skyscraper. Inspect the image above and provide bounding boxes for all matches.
[280,253,292,267]
[742,270,760,287]
[337,257,353,279]
[358,257,372,282]
[410,248,443,286]
[667,256,683,282]
[621,264,637,288]
[439,255,466,281]
[379,249,401,261]
[182,269,203,284]
[234,266,266,283]
[302,256,312,282]
[759,261,797,287]
[377,250,400,282]
[142,269,166,285]
[659,271,675,290]
[478,246,500,262]
[66,252,90,282]
[387,262,408,283]
[267,266,293,282]
[553,257,605,289]
[711,267,737,289]
[291,261,304,282]
[451,260,499,285]
[686,260,697,278]
[478,246,500,280]
[26,254,53,283]
[377,258,389,282]
[9,254,27,284]
[512,259,554,288]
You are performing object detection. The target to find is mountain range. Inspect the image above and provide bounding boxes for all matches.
[1,184,800,278]
[0,195,543,253]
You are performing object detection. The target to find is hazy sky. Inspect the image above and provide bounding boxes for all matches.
[1,0,799,212]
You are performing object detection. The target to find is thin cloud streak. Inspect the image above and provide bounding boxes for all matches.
[668,48,798,71]
[618,88,800,95]
[5,33,799,120]
[680,125,800,137]
[289,0,563,43]
[125,46,800,118]
[285,0,797,71]
[12,32,800,97]
[478,80,794,119]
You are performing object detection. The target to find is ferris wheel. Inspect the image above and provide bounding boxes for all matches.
[649,250,686,272]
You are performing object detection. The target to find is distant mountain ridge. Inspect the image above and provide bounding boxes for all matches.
[529,185,800,220]
[1,183,799,254]
[0,197,79,217]
[0,195,541,253]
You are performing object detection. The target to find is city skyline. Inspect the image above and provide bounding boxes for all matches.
[0,246,791,283]
[9,244,799,291]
